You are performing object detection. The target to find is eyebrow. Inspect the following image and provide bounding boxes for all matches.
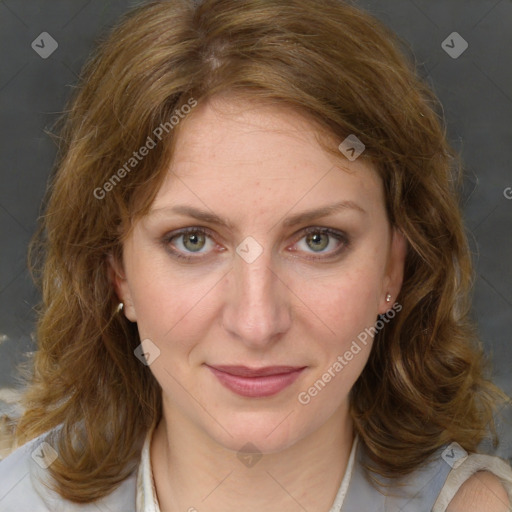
[149,201,366,229]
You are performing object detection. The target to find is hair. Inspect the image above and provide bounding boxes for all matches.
[6,0,508,503]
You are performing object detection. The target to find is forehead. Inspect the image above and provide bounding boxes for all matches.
[175,96,331,169]
[151,94,383,215]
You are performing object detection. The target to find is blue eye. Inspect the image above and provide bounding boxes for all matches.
[162,226,349,261]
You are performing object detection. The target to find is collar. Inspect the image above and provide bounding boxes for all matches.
[136,424,358,512]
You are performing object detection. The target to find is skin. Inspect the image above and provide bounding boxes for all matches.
[112,93,410,511]
[447,471,510,511]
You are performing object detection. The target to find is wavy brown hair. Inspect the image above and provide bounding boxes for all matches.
[7,0,508,503]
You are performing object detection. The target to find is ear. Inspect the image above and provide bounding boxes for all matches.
[378,227,407,315]
[107,253,138,322]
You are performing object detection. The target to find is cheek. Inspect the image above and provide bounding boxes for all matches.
[130,272,213,343]
[123,246,205,341]
[293,259,383,395]
[295,271,379,409]
[296,264,382,342]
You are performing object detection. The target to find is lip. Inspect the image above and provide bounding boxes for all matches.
[206,365,306,398]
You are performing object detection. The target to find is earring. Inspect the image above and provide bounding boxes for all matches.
[117,302,124,313]
[385,293,391,303]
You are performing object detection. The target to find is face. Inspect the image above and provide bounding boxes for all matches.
[113,94,407,454]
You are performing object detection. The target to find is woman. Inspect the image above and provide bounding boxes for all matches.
[0,0,511,510]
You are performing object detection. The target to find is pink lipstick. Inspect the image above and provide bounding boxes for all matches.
[206,365,306,398]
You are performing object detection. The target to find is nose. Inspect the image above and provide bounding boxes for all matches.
[221,245,291,349]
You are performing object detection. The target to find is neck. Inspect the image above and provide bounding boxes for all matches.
[150,403,355,512]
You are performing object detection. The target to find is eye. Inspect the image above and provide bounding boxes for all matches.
[163,227,215,259]
[290,227,349,259]
[162,226,349,261]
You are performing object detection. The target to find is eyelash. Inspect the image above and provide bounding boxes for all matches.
[161,226,350,262]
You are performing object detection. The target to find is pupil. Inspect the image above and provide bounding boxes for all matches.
[309,232,327,251]
[185,233,203,251]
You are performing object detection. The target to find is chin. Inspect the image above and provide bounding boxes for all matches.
[203,410,310,455]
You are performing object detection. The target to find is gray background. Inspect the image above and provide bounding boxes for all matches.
[1,0,511,460]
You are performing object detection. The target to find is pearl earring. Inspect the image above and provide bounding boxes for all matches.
[117,302,124,313]
[385,293,391,303]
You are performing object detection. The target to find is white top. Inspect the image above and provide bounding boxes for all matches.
[136,424,359,512]
[1,425,511,511]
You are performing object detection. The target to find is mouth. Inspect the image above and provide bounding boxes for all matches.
[205,364,307,398]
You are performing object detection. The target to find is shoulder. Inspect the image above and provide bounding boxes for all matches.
[0,432,52,510]
[0,428,138,511]
[431,447,512,512]
[447,471,510,512]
